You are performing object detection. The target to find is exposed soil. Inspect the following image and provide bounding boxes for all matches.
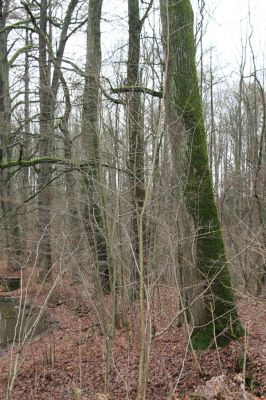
[0,271,265,400]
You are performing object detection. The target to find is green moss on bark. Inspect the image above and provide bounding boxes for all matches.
[161,0,244,349]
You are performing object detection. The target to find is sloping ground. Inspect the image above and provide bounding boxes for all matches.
[0,280,265,400]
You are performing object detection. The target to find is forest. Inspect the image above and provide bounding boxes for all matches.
[0,0,265,399]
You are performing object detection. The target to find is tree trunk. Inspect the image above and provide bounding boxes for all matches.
[37,0,53,281]
[127,0,145,300]
[160,0,244,349]
[33,0,79,281]
[60,74,83,279]
[0,0,22,271]
[80,0,110,293]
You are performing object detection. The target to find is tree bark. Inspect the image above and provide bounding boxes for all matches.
[80,0,110,293]
[0,0,22,271]
[127,0,145,300]
[31,0,79,281]
[37,0,53,281]
[160,0,244,349]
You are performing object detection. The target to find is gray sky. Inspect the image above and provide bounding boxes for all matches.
[200,0,266,76]
[68,0,266,83]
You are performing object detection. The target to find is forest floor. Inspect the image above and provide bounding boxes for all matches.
[0,269,265,400]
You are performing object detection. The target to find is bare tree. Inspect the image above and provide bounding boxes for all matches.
[80,0,110,293]
[0,0,22,271]
[126,0,154,299]
[24,0,80,280]
[160,0,244,349]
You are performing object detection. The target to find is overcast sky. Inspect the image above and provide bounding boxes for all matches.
[197,0,266,77]
[68,0,266,83]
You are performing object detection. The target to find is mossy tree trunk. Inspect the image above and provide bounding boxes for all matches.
[80,0,110,294]
[160,0,244,349]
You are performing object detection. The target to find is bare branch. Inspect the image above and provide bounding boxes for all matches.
[140,0,154,27]
[0,156,128,174]
[8,44,33,67]
[111,84,162,98]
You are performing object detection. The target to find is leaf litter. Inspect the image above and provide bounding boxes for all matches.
[0,276,265,400]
